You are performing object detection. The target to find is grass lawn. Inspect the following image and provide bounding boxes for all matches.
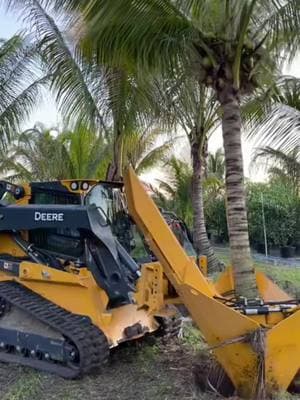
[258,263,300,297]
[215,248,300,296]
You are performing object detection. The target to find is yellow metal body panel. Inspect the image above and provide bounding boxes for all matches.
[0,261,159,347]
[214,267,235,295]
[123,167,300,398]
[0,234,27,258]
[135,262,165,313]
[124,170,216,299]
[177,285,260,397]
[266,310,300,392]
[256,271,293,302]
[15,183,31,205]
[216,267,293,302]
[199,255,208,276]
[16,179,98,204]
[60,179,98,194]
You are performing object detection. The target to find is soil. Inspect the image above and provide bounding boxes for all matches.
[0,340,217,400]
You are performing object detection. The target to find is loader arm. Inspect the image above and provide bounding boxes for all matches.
[123,167,300,398]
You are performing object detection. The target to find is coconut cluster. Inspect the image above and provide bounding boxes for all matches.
[191,36,266,95]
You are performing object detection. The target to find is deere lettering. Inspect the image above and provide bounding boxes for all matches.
[34,212,64,222]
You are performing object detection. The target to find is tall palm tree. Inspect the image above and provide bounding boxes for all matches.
[157,77,221,271]
[204,148,225,203]
[59,125,112,179]
[67,0,300,298]
[104,69,160,180]
[0,34,47,146]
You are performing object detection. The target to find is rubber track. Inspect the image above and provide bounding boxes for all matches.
[0,281,109,378]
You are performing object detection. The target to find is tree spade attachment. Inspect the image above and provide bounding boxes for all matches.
[124,167,300,399]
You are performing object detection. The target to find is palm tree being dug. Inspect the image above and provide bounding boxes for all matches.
[66,0,300,299]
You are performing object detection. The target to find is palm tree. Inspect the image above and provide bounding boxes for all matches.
[0,124,110,181]
[156,157,194,228]
[253,146,300,196]
[59,125,112,179]
[0,34,47,146]
[157,77,222,271]
[65,0,300,298]
[4,1,161,180]
[104,69,159,180]
[207,148,225,182]
[204,149,225,204]
[0,126,66,181]
[1,123,174,182]
[122,126,176,175]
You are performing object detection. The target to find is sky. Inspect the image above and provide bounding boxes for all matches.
[0,4,59,128]
[0,5,299,182]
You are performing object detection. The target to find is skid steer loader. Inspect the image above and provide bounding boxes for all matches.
[0,179,183,378]
[0,170,299,399]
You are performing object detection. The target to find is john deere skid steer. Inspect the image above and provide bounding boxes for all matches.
[0,179,182,377]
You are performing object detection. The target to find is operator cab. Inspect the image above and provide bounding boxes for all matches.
[85,183,196,261]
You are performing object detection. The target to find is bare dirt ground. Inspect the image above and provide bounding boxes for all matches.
[0,324,299,400]
[0,336,216,400]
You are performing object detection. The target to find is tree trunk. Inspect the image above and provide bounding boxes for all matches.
[106,133,123,181]
[114,133,124,180]
[191,141,222,273]
[218,88,258,298]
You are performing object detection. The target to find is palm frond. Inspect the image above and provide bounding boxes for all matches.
[135,136,177,174]
[6,0,109,134]
[258,0,300,61]
[79,0,195,73]
[244,76,300,150]
[252,145,300,193]
[0,34,47,145]
[0,79,49,146]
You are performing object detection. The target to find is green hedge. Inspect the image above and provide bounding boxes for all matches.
[205,182,299,247]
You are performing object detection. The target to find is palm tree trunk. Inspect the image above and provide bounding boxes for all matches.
[218,88,258,298]
[191,141,221,273]
[106,133,123,181]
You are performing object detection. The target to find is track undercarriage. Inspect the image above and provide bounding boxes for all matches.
[0,282,109,378]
